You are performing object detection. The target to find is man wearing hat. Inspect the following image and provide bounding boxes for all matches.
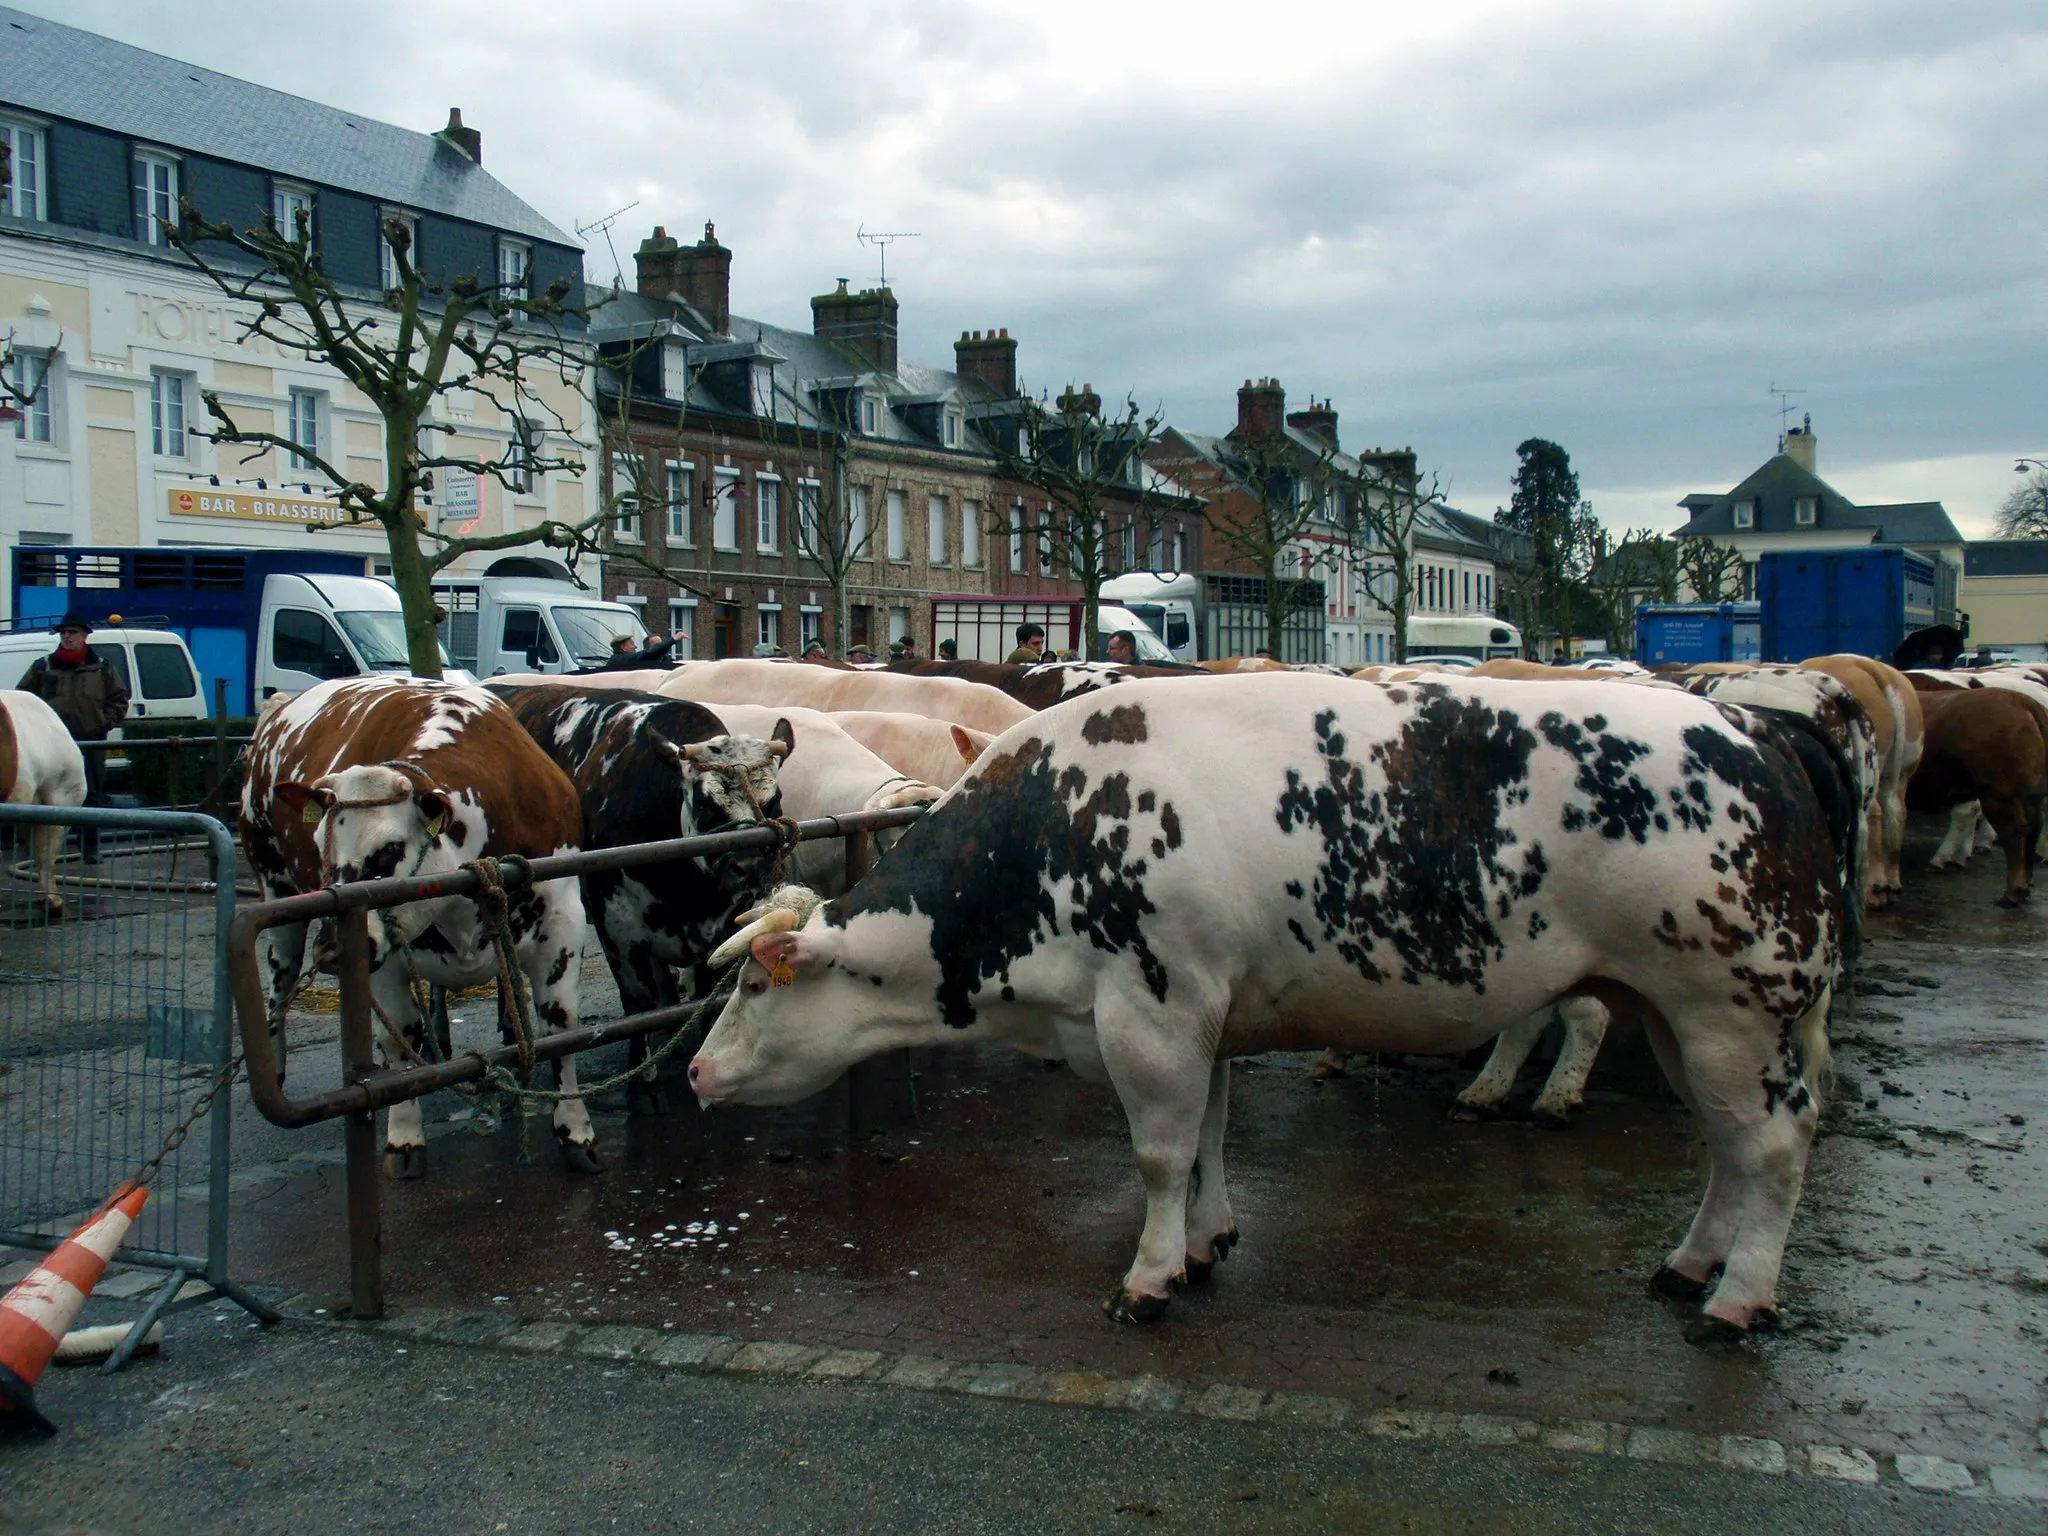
[18,613,129,862]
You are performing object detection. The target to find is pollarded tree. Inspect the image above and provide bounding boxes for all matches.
[1348,457,1446,664]
[1676,535,1747,603]
[1996,468,2048,540]
[1587,528,1678,655]
[1200,430,1344,659]
[987,387,1167,659]
[168,203,626,680]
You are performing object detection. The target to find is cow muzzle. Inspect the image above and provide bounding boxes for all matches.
[686,1055,731,1109]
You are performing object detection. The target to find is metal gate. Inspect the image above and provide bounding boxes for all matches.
[0,805,275,1363]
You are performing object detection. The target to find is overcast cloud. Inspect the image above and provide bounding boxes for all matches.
[40,0,2048,533]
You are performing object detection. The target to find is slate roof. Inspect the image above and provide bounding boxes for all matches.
[1965,541,2048,578]
[1672,451,1964,547]
[0,6,575,247]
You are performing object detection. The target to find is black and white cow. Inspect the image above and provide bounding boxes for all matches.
[689,674,1845,1336]
[489,684,791,1112]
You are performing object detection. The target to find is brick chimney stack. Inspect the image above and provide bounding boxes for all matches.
[436,108,481,165]
[1783,412,1817,474]
[1287,398,1339,452]
[1358,447,1418,488]
[812,281,899,374]
[635,224,732,336]
[1235,377,1287,442]
[954,328,1018,396]
[1057,382,1102,419]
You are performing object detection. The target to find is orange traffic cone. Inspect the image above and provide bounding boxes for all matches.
[0,1181,147,1434]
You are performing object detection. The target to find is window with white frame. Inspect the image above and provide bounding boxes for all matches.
[272,181,313,243]
[889,606,910,643]
[712,468,740,549]
[613,456,642,542]
[379,210,418,290]
[943,409,961,448]
[1038,514,1054,578]
[1733,498,1756,530]
[666,461,692,546]
[150,370,188,458]
[886,489,907,561]
[507,416,536,494]
[1,121,45,220]
[796,478,822,554]
[497,239,530,299]
[756,474,780,551]
[1171,525,1185,571]
[757,605,781,652]
[1794,495,1817,527]
[133,150,178,245]
[668,601,696,656]
[1009,501,1025,573]
[861,396,879,435]
[847,483,870,558]
[927,494,947,564]
[1120,523,1137,572]
[961,500,981,567]
[287,388,319,472]
[8,351,50,443]
[800,607,822,651]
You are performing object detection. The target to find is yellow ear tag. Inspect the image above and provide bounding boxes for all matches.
[769,954,795,988]
[301,802,322,825]
[423,813,446,839]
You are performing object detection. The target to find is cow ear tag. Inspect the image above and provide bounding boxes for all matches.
[423,812,446,839]
[769,954,795,988]
[301,802,323,826]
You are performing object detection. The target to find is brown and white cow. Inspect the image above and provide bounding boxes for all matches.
[241,675,598,1175]
[1906,677,2048,906]
[1797,656,1923,908]
[0,690,86,920]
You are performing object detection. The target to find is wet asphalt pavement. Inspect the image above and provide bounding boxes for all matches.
[4,813,2047,1530]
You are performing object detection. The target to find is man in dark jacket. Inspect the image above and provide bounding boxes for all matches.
[600,630,683,671]
[18,613,130,861]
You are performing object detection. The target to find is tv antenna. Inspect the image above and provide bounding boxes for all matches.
[856,224,920,284]
[576,200,641,284]
[1768,381,1806,447]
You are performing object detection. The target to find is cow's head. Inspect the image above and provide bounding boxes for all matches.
[688,884,936,1107]
[665,719,794,836]
[273,761,472,963]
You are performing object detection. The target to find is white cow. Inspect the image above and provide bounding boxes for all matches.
[661,659,1032,736]
[691,674,1845,1336]
[830,711,991,790]
[0,691,86,919]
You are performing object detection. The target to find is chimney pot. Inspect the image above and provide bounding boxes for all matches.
[436,107,482,165]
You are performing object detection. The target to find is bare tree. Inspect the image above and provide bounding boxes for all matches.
[1996,468,2048,540]
[167,204,627,678]
[987,389,1166,658]
[1202,432,1342,659]
[1587,527,1677,656]
[1676,535,1747,604]
[0,326,58,432]
[1348,458,1446,664]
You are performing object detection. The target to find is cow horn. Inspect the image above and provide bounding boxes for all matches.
[680,742,708,762]
[711,884,823,968]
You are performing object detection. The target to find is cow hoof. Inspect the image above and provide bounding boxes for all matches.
[1212,1227,1239,1260]
[626,1080,669,1117]
[1997,894,2023,909]
[1180,1256,1214,1286]
[1103,1288,1170,1325]
[382,1145,426,1180]
[1530,1105,1576,1131]
[1450,1099,1502,1123]
[1647,1266,1708,1303]
[557,1136,605,1174]
[1683,1315,1750,1351]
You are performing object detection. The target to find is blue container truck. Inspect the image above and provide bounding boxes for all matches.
[1757,548,1957,662]
[1635,602,1762,666]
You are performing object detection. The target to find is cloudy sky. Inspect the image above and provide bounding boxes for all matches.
[43,0,2048,534]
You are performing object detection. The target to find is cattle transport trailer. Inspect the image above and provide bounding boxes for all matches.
[1097,571,1326,663]
[8,546,455,715]
[1634,602,1763,666]
[931,596,1178,664]
[1757,548,1959,662]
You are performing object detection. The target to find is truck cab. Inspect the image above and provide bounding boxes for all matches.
[433,571,647,676]
[256,572,469,700]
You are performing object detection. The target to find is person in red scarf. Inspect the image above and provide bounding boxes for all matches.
[18,613,129,862]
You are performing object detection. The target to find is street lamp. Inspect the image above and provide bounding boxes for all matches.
[2016,458,2048,475]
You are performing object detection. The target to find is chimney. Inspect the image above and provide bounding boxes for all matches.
[1235,377,1286,442]
[1057,381,1101,419]
[811,282,898,374]
[1287,397,1339,452]
[435,108,481,165]
[1359,446,1417,488]
[634,223,732,336]
[1783,411,1817,474]
[954,327,1018,396]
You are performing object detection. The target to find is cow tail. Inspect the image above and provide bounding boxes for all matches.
[1754,707,1863,985]
[1797,982,1834,1113]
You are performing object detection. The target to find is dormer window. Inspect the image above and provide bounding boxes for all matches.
[1733,498,1756,530]
[0,120,44,220]
[272,181,314,245]
[497,239,530,300]
[943,409,962,448]
[133,149,179,246]
[861,395,879,435]
[660,341,689,401]
[1794,495,1817,527]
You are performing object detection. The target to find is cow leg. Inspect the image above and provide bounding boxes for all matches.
[31,822,62,919]
[1862,804,1890,909]
[1454,1008,1551,1120]
[527,895,600,1172]
[1181,1058,1237,1282]
[1530,995,1612,1127]
[1930,803,1978,869]
[597,926,677,1117]
[372,965,429,1180]
[1984,795,2035,907]
[1977,812,1998,853]
[1305,1048,1349,1080]
[1095,997,1217,1323]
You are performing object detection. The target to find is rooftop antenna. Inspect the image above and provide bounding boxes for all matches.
[1768,381,1805,450]
[576,200,641,286]
[856,224,920,285]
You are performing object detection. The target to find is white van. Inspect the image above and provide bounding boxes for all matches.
[434,575,648,676]
[0,625,209,725]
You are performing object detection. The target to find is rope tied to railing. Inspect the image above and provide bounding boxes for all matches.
[461,856,537,1083]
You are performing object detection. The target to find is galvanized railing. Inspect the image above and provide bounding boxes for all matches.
[226,805,927,1320]
[0,805,276,1369]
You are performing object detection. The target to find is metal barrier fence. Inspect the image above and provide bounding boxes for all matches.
[0,805,275,1367]
[227,804,928,1321]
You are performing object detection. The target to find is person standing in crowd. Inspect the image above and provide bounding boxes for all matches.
[1105,630,1138,665]
[1006,624,1046,664]
[937,638,958,662]
[18,613,129,864]
[603,630,684,671]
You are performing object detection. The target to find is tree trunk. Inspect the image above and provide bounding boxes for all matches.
[1266,559,1288,660]
[386,505,444,680]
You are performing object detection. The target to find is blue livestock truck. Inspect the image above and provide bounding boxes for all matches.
[1635,602,1762,666]
[1636,548,1960,666]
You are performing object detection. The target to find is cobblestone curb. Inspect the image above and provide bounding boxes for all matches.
[273,1293,2041,1501]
